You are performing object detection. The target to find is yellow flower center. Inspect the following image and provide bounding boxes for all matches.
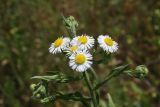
[78,36,88,44]
[75,54,86,64]
[70,46,78,52]
[104,38,114,46]
[54,38,63,48]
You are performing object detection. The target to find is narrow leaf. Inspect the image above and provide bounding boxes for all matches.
[31,73,82,83]
[107,93,116,107]
[108,64,129,77]
[31,75,59,81]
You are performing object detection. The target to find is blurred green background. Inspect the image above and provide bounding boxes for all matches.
[0,0,160,107]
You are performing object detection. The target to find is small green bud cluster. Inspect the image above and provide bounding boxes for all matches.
[30,84,36,91]
[64,16,78,29]
[125,65,149,79]
[134,65,149,78]
[40,96,55,103]
[30,82,48,100]
[63,15,78,36]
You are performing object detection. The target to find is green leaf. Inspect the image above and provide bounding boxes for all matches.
[31,73,82,83]
[95,90,100,105]
[107,93,116,107]
[39,91,91,104]
[31,75,59,81]
[99,99,107,107]
[32,81,48,99]
[108,64,129,77]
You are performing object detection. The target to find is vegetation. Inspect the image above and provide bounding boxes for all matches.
[0,0,160,107]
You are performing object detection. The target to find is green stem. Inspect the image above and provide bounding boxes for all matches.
[90,67,100,106]
[71,25,76,37]
[94,64,129,90]
[83,72,97,107]
[93,73,114,90]
[90,67,98,81]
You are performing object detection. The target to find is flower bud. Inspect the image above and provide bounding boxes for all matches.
[40,86,46,94]
[36,93,41,98]
[30,84,36,91]
[134,65,149,78]
[66,16,78,28]
[40,96,54,103]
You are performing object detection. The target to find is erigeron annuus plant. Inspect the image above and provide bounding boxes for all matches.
[30,16,148,107]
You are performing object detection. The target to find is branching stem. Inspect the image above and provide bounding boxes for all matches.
[83,72,97,107]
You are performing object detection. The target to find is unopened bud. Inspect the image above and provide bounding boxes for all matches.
[40,96,54,103]
[64,16,78,29]
[30,84,36,91]
[40,86,46,94]
[134,65,149,78]
[36,93,41,98]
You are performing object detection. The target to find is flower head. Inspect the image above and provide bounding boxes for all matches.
[64,44,80,56]
[49,37,70,54]
[72,35,95,50]
[98,35,118,53]
[69,50,92,72]
[64,40,81,56]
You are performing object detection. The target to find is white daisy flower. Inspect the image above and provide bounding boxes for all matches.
[72,34,95,50]
[98,35,118,53]
[64,44,79,56]
[63,40,81,56]
[49,37,70,54]
[69,50,93,72]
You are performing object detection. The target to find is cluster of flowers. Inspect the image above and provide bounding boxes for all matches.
[49,35,118,72]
